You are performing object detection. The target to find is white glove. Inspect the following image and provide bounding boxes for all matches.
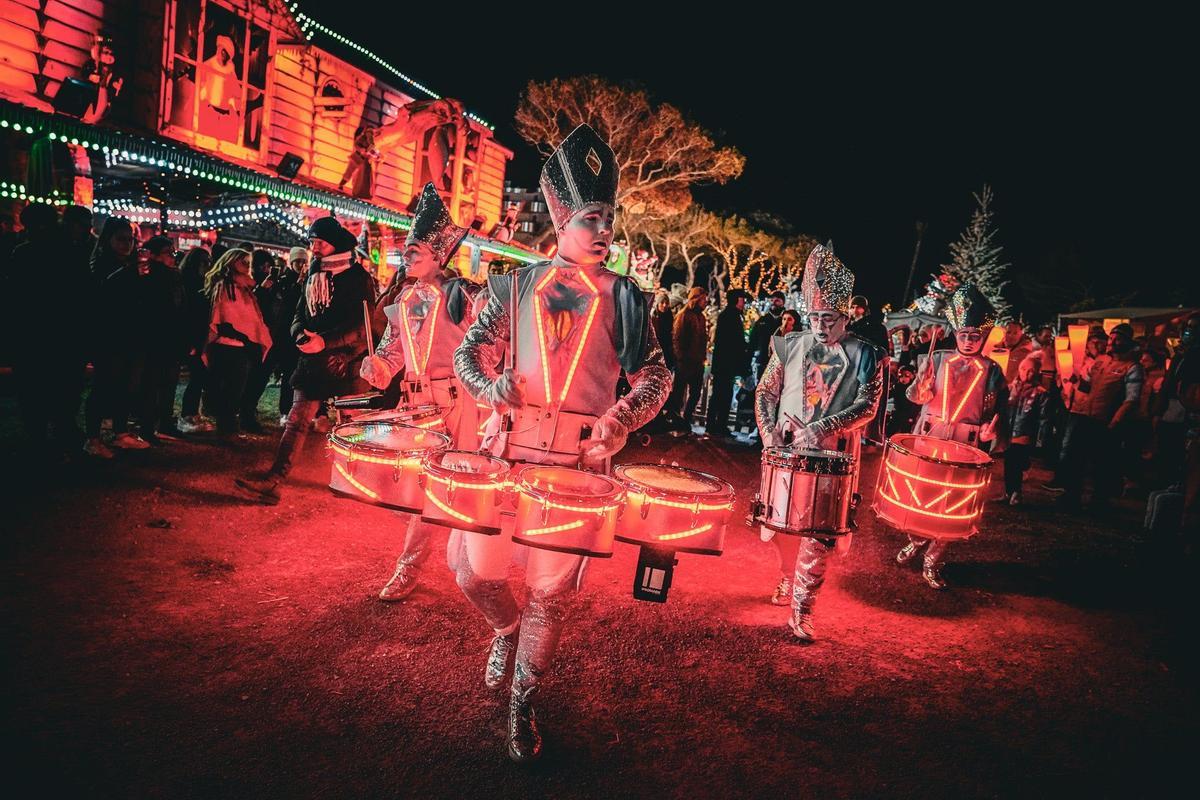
[760,425,783,449]
[792,424,821,450]
[486,368,526,412]
[582,414,628,460]
[358,355,392,390]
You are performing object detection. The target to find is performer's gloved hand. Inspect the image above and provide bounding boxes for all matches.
[792,424,821,449]
[582,414,628,460]
[760,425,783,449]
[486,368,526,412]
[359,355,391,390]
[979,414,999,443]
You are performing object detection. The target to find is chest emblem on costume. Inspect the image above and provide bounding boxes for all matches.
[801,342,848,421]
[533,267,601,405]
[400,284,442,375]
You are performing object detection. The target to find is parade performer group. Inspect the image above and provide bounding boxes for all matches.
[229,122,1024,764]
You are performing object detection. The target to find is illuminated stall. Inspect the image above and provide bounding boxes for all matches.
[1,0,537,276]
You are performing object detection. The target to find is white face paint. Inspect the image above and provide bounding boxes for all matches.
[956,327,985,355]
[807,311,848,345]
[557,203,615,267]
[403,241,440,282]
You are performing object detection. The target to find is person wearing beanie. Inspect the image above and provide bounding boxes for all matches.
[140,234,188,443]
[706,288,752,437]
[235,216,374,504]
[847,294,889,350]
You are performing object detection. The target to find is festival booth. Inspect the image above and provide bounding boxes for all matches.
[1056,308,1195,340]
[0,0,540,278]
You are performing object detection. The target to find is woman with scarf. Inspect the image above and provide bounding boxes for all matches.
[202,248,271,436]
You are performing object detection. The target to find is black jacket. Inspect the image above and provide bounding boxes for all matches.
[751,310,782,366]
[289,261,375,398]
[849,314,889,350]
[710,305,749,377]
[652,307,675,370]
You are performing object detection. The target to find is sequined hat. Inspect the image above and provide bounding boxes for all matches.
[539,124,619,231]
[406,183,469,268]
[800,244,855,314]
[945,283,997,333]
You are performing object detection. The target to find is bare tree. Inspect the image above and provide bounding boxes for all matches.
[514,77,745,216]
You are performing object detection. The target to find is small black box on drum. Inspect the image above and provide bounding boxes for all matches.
[633,546,677,603]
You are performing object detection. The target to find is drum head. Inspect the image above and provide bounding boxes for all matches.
[331,421,449,456]
[614,464,731,496]
[425,450,509,479]
[889,434,990,467]
[517,465,621,500]
[357,404,446,427]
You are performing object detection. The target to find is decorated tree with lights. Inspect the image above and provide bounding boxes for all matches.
[944,185,1014,319]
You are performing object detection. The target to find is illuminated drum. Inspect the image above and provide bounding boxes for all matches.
[419,450,512,535]
[612,464,735,555]
[354,403,449,436]
[328,421,450,512]
[511,466,625,558]
[873,433,992,540]
[756,447,855,536]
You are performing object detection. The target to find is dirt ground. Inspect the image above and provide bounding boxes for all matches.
[3,397,1197,799]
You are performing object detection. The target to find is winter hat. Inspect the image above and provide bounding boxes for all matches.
[288,246,310,263]
[145,235,173,255]
[307,216,357,255]
[1110,323,1134,340]
[687,286,707,302]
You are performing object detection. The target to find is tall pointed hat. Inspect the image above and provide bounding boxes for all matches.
[539,123,619,230]
[945,283,996,332]
[800,244,855,314]
[406,182,469,267]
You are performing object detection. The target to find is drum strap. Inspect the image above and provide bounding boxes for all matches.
[403,375,458,408]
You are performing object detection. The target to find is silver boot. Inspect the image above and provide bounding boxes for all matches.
[896,537,926,566]
[922,540,949,590]
[379,518,433,602]
[485,627,519,689]
[789,537,834,643]
[508,686,541,764]
[770,574,793,606]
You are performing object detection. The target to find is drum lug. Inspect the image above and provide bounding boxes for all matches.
[639,498,650,520]
[417,473,426,490]
[540,501,550,526]
[392,461,403,483]
[446,482,456,505]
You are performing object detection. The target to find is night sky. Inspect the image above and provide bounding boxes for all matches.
[302,5,1192,320]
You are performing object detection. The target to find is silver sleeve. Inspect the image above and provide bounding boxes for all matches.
[755,349,784,433]
[371,318,407,384]
[454,290,508,401]
[605,322,672,431]
[811,356,885,437]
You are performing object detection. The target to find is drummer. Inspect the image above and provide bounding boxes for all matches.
[453,124,672,763]
[896,283,1008,589]
[755,245,886,642]
[357,183,482,601]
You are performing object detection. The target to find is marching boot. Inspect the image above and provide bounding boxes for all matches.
[508,686,542,764]
[896,537,926,566]
[770,574,793,606]
[485,627,520,689]
[379,518,433,602]
[455,559,521,688]
[922,540,949,590]
[234,472,281,505]
[789,537,834,643]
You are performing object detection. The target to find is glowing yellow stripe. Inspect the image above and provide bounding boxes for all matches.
[657,523,714,542]
[399,285,443,376]
[525,497,622,514]
[334,463,380,500]
[531,266,601,406]
[923,489,951,508]
[903,477,922,506]
[329,443,422,467]
[523,519,584,537]
[426,473,501,489]
[880,487,980,520]
[884,460,988,489]
[533,292,554,403]
[423,487,475,524]
[949,361,985,423]
[629,491,733,512]
[941,360,951,420]
[943,491,978,514]
[559,295,600,404]
[885,472,900,499]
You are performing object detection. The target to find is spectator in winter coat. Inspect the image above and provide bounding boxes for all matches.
[202,248,272,436]
[1000,321,1034,385]
[1003,355,1049,504]
[652,290,676,371]
[664,286,709,432]
[178,247,214,433]
[141,235,189,442]
[751,291,785,379]
[847,294,889,349]
[235,217,375,504]
[707,289,751,437]
[241,247,309,430]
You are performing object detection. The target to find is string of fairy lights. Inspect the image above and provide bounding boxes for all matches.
[288,4,494,131]
[0,102,538,264]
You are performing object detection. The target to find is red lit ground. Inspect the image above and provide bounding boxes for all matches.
[4,423,1196,798]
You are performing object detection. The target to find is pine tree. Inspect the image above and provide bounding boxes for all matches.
[944,185,1014,319]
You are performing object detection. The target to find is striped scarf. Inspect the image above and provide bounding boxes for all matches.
[305,252,355,316]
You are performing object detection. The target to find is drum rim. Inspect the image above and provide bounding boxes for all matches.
[612,462,735,500]
[887,434,992,469]
[613,532,723,556]
[422,449,511,482]
[514,464,624,502]
[356,403,448,424]
[329,421,451,457]
[762,446,855,474]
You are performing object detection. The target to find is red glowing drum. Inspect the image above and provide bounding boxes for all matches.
[756,447,856,536]
[612,464,735,555]
[511,466,625,558]
[328,421,451,512]
[354,404,448,436]
[873,434,992,540]
[419,450,512,535]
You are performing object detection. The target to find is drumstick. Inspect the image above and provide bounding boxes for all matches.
[363,300,375,358]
